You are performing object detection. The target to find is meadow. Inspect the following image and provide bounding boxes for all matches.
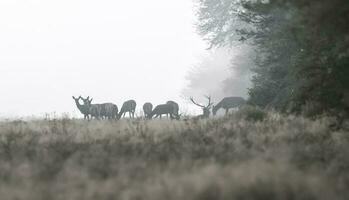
[0,108,348,200]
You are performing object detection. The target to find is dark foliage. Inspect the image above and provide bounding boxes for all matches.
[195,0,349,116]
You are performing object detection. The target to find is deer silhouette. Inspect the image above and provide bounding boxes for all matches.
[166,101,180,119]
[148,103,180,120]
[190,96,213,119]
[72,96,90,120]
[80,96,118,120]
[212,96,246,115]
[101,103,119,120]
[143,102,153,119]
[80,96,102,120]
[118,100,137,119]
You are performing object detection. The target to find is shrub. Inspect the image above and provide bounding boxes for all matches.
[237,105,267,122]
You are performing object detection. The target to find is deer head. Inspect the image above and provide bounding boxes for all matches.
[80,96,93,106]
[72,96,83,104]
[190,95,213,118]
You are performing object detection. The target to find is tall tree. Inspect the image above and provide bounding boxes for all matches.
[195,0,349,115]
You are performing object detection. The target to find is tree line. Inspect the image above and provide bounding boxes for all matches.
[195,0,349,118]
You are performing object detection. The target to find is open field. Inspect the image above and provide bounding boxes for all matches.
[0,110,348,200]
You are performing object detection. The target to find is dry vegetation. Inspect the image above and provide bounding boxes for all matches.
[0,108,348,200]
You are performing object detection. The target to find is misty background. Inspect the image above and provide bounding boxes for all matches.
[0,0,251,118]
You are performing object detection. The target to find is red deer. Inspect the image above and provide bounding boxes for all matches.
[80,96,118,120]
[81,96,102,120]
[148,104,180,120]
[100,102,119,120]
[166,101,179,119]
[72,96,90,120]
[190,96,213,119]
[118,100,137,119]
[212,96,246,115]
[143,102,153,119]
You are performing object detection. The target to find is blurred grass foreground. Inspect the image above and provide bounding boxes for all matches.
[0,110,349,200]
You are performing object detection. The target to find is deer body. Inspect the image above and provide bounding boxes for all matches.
[118,100,137,119]
[213,97,246,115]
[88,104,102,120]
[148,104,179,120]
[166,101,179,118]
[143,102,153,119]
[101,103,118,119]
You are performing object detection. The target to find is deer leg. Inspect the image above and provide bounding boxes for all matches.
[225,109,229,115]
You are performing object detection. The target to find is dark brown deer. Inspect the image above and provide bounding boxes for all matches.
[212,96,246,115]
[190,96,213,119]
[143,102,153,119]
[118,100,137,119]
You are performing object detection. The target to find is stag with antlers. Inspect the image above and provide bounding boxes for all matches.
[190,96,214,119]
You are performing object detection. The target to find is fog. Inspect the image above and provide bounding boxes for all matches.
[0,0,251,118]
[182,46,253,106]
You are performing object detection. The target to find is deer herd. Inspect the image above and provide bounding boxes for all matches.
[72,95,246,120]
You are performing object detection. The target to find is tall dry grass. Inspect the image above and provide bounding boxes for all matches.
[0,110,348,200]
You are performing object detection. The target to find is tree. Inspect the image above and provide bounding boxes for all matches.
[195,0,349,115]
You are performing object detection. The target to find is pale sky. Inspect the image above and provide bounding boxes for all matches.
[0,0,208,117]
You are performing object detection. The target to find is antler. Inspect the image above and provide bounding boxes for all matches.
[205,95,214,107]
[190,97,205,108]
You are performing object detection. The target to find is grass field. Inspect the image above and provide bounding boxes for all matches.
[0,109,348,200]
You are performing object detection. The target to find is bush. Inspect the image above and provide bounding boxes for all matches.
[237,105,267,122]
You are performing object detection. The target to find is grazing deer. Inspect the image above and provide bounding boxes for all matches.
[72,96,90,120]
[166,101,180,119]
[190,96,213,119]
[148,104,180,120]
[143,102,153,119]
[118,100,137,119]
[212,96,246,115]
